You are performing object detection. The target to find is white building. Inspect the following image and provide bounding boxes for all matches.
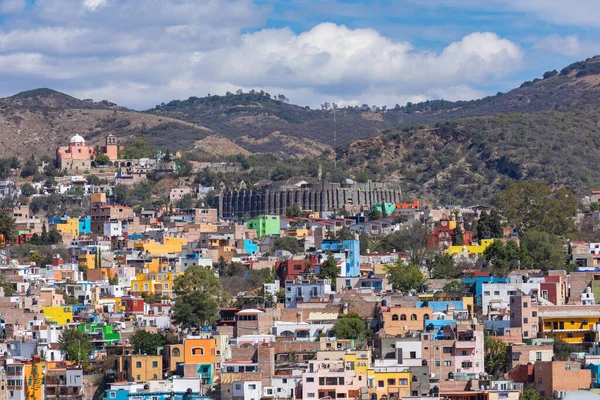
[233,380,261,400]
[482,282,518,316]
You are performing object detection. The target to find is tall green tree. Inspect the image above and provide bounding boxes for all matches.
[130,330,166,355]
[386,262,427,294]
[333,312,370,340]
[318,253,340,287]
[58,327,93,365]
[496,181,578,236]
[273,236,302,255]
[520,230,565,270]
[0,210,16,242]
[519,388,540,400]
[483,240,523,277]
[553,339,576,361]
[429,254,461,279]
[172,266,221,331]
[484,335,507,378]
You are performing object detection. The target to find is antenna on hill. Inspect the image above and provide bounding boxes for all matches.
[333,105,337,169]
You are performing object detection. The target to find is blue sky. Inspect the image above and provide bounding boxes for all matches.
[0,0,598,109]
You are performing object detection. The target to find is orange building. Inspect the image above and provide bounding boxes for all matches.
[183,336,216,385]
[380,306,433,335]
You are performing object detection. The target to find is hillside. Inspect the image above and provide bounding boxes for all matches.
[146,56,600,156]
[0,89,242,159]
[340,110,600,204]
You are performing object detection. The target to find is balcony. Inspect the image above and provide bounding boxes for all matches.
[455,340,476,349]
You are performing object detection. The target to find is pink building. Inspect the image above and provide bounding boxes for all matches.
[302,360,364,400]
[510,294,539,340]
[57,134,118,171]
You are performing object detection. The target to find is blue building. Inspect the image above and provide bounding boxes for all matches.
[79,216,91,234]
[462,275,509,306]
[243,239,258,255]
[587,364,600,388]
[321,239,360,277]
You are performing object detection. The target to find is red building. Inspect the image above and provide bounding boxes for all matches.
[426,213,473,250]
[121,296,145,314]
[275,256,318,287]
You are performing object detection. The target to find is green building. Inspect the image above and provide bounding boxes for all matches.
[246,215,280,238]
[78,322,121,346]
[374,202,396,216]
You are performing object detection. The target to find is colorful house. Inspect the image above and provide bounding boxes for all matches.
[247,215,280,238]
[367,367,411,400]
[539,305,600,346]
[130,272,181,298]
[183,336,216,385]
[78,322,121,346]
[133,237,187,256]
[41,306,74,325]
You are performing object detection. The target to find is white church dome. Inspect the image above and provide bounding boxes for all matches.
[70,134,85,144]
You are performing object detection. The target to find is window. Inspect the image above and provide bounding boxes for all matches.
[494,291,500,296]
[565,364,571,371]
[152,361,158,368]
[136,362,142,368]
[462,361,472,368]
[443,347,452,354]
[387,379,396,385]
[444,361,451,367]
[307,378,314,383]
[410,351,417,359]
[110,393,116,399]
[378,381,384,388]
[392,314,399,321]
[192,347,205,355]
[536,352,542,361]
[435,361,440,367]
[523,318,528,324]
[542,290,548,299]
[532,311,537,317]
[484,291,490,296]
[172,348,180,357]
[400,314,407,321]
[423,314,430,320]
[461,351,468,356]
[524,331,529,337]
[523,302,528,308]
[235,384,242,390]
[399,379,408,385]
[411,314,417,321]
[307,394,316,398]
[249,384,256,389]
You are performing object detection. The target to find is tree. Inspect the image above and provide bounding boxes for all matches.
[0,210,16,242]
[553,339,576,361]
[285,203,309,218]
[176,193,195,209]
[483,240,523,277]
[476,210,504,240]
[58,327,93,365]
[130,330,166,355]
[386,262,427,294]
[333,312,370,340]
[496,181,578,236]
[374,222,433,267]
[95,153,110,165]
[172,266,221,331]
[114,184,129,205]
[359,231,370,255]
[336,227,354,241]
[20,183,36,196]
[273,236,301,255]
[454,224,464,246]
[368,209,382,220]
[20,156,37,178]
[520,230,565,270]
[484,335,507,378]
[87,174,102,186]
[520,388,540,400]
[430,254,461,279]
[443,280,466,293]
[318,253,340,287]
[108,275,119,285]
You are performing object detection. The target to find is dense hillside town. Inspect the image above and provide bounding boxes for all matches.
[0,133,595,400]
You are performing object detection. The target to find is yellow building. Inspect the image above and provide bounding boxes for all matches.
[144,258,170,273]
[344,351,370,376]
[367,368,411,399]
[41,306,73,325]
[78,254,96,269]
[117,355,162,382]
[56,218,80,238]
[444,239,494,258]
[131,272,181,298]
[133,237,187,256]
[539,306,600,345]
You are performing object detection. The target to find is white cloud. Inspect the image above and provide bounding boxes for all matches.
[0,1,522,110]
[0,0,24,14]
[534,34,600,57]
